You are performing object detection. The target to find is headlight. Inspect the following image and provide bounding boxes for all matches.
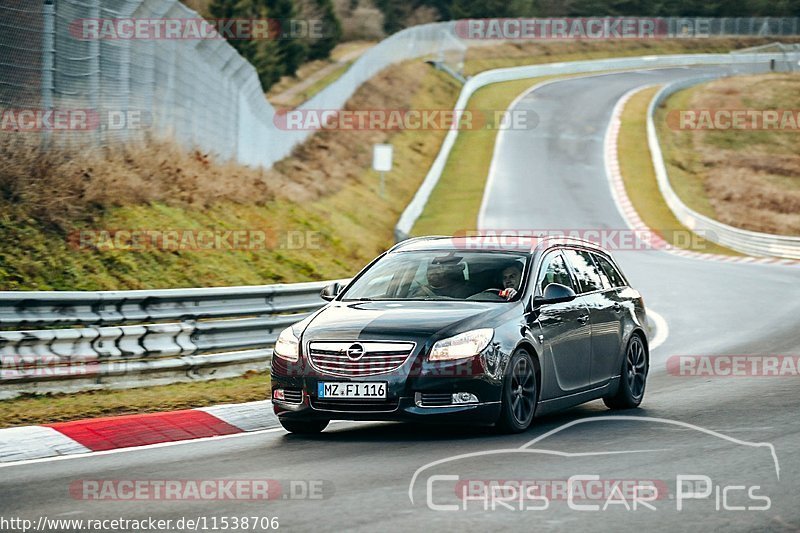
[274,326,300,362]
[429,328,494,361]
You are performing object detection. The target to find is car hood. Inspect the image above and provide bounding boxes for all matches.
[301,300,509,344]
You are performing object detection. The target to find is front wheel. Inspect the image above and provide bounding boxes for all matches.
[496,349,538,433]
[279,419,329,434]
[604,334,648,409]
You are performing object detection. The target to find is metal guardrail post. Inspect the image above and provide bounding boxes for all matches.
[40,0,55,148]
[87,0,101,147]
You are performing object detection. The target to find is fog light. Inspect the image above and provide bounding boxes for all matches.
[452,392,478,404]
[273,389,285,401]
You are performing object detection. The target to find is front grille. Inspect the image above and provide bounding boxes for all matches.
[307,341,415,377]
[418,393,452,407]
[282,389,303,404]
[311,398,400,412]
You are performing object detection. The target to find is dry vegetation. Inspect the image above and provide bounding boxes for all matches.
[0,63,434,232]
[333,0,385,41]
[0,136,275,231]
[461,37,800,75]
[0,61,459,290]
[267,40,374,108]
[657,73,800,236]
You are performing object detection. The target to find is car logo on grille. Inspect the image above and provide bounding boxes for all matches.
[345,343,365,360]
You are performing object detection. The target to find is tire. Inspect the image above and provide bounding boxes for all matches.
[604,334,648,410]
[279,419,329,434]
[496,349,538,433]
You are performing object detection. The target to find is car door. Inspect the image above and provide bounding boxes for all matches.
[562,248,622,386]
[533,250,593,395]
[591,252,629,381]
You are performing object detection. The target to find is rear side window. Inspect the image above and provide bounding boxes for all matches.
[538,252,575,293]
[563,249,605,293]
[594,254,626,288]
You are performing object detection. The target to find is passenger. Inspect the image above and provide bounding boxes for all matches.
[412,261,472,299]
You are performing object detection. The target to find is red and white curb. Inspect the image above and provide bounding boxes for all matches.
[604,85,800,267]
[0,400,278,464]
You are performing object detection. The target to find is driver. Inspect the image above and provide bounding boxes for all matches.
[501,263,523,291]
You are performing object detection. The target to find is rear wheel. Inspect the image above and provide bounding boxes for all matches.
[604,334,648,409]
[496,349,538,433]
[279,419,329,434]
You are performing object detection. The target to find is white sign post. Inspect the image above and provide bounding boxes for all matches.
[372,144,393,199]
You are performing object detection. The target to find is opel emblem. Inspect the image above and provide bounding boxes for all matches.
[345,343,365,360]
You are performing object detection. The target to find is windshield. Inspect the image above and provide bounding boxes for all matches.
[341,250,529,302]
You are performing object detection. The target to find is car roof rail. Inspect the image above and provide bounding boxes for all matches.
[531,235,606,253]
[387,235,450,253]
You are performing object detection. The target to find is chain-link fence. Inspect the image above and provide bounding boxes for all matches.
[1,6,799,168]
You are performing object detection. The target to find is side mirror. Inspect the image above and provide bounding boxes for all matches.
[533,283,577,307]
[320,282,342,301]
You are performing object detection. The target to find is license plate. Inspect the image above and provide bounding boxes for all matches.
[317,382,387,399]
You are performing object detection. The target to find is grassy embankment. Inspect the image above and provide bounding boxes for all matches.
[655,73,800,236]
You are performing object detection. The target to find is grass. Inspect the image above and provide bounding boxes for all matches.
[298,61,354,102]
[461,38,800,76]
[618,87,742,255]
[0,371,270,428]
[412,76,557,235]
[653,85,721,220]
[268,41,375,108]
[655,73,800,236]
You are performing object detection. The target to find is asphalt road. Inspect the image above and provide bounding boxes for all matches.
[2,66,799,533]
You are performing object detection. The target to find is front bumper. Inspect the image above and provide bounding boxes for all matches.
[271,354,503,425]
[272,394,501,425]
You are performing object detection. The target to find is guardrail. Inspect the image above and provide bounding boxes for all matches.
[0,280,346,399]
[394,50,797,242]
[646,77,800,259]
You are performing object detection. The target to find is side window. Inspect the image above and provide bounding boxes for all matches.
[591,254,612,289]
[563,249,604,293]
[538,252,575,293]
[594,254,626,288]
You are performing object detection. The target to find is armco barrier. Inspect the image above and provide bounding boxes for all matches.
[394,50,798,247]
[647,77,800,259]
[0,280,347,399]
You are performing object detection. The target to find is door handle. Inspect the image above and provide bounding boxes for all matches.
[577,314,590,324]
